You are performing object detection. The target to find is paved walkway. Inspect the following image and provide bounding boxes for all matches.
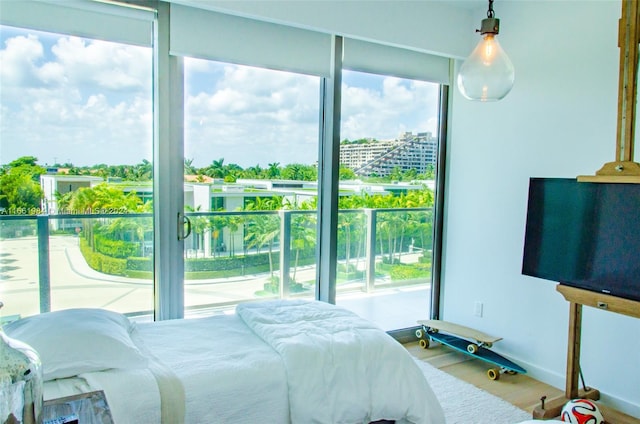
[1,235,431,330]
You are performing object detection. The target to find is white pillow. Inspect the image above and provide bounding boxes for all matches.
[3,308,148,381]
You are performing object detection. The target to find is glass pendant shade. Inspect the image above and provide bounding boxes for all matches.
[457,33,515,101]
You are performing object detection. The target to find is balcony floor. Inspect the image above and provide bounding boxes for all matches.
[337,285,431,331]
[1,235,432,332]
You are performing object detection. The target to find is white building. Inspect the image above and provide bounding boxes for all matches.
[40,174,103,215]
[340,132,437,177]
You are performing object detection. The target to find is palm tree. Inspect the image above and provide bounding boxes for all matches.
[210,214,228,257]
[185,205,210,258]
[290,217,315,282]
[284,199,317,283]
[205,158,226,179]
[134,159,152,181]
[226,215,242,257]
[266,162,281,179]
[244,197,281,278]
[184,158,197,175]
[338,195,367,276]
[68,183,143,252]
[245,164,263,179]
[246,196,282,211]
[244,214,280,278]
[102,215,152,257]
[282,163,317,181]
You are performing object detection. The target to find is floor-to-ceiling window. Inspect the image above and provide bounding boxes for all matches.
[181,59,321,316]
[167,4,332,317]
[0,1,450,331]
[0,2,155,320]
[334,39,449,331]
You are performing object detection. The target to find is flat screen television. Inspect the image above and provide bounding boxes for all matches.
[522,177,640,302]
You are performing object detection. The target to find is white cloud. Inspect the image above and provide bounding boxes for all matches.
[51,36,151,91]
[0,34,45,86]
[0,30,152,166]
[341,76,439,142]
[1,27,440,170]
[184,61,320,168]
[184,65,440,168]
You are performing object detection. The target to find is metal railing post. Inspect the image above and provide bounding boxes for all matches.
[364,209,376,294]
[37,215,51,313]
[279,210,291,298]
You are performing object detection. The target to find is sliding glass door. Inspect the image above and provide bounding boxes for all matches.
[334,38,449,331]
[180,59,321,317]
[335,71,442,331]
[0,2,155,321]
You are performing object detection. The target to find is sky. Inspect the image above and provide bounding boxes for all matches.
[0,25,440,169]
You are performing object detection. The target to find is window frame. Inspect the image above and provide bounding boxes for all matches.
[0,0,450,328]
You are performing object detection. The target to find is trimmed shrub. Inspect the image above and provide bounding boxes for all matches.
[94,234,138,259]
[185,253,275,272]
[79,238,127,276]
[127,257,152,272]
[100,256,127,275]
[388,263,430,281]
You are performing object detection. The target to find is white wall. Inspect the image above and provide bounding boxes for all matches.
[444,0,640,417]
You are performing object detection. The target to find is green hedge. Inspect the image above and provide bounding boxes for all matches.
[186,253,276,272]
[94,234,138,259]
[387,263,430,281]
[125,270,152,279]
[80,238,127,276]
[127,257,152,272]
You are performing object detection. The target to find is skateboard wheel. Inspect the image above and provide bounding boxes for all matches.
[466,344,478,354]
[487,368,501,381]
[415,329,424,339]
[419,338,429,349]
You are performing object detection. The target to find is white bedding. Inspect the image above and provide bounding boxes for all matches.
[45,312,289,424]
[43,300,444,424]
[237,300,444,424]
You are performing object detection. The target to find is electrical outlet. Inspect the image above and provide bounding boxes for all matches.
[474,301,483,318]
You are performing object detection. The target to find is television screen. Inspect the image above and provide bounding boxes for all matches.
[522,178,640,301]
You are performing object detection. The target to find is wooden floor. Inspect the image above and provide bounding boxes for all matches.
[404,340,563,416]
[405,341,640,423]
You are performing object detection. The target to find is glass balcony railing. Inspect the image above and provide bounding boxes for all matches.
[0,208,433,327]
[0,213,155,322]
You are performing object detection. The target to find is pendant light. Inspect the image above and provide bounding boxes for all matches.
[457,0,515,102]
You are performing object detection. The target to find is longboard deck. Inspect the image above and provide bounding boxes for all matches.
[428,331,526,375]
[417,319,502,344]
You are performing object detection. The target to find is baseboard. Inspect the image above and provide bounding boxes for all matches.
[388,326,419,344]
[514,358,640,419]
[598,393,640,420]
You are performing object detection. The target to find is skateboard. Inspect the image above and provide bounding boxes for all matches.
[416,319,526,380]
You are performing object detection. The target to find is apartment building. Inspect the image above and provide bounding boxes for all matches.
[340,131,437,177]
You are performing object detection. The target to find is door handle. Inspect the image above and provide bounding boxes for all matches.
[178,212,192,240]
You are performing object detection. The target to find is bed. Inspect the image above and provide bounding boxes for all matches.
[3,299,445,424]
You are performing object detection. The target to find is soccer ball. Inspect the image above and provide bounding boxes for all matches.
[560,399,605,424]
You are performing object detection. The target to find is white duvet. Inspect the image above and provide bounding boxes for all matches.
[236,300,444,424]
[44,300,444,424]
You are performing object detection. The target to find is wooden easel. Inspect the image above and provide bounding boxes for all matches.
[579,0,640,183]
[532,286,640,422]
[533,1,640,421]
